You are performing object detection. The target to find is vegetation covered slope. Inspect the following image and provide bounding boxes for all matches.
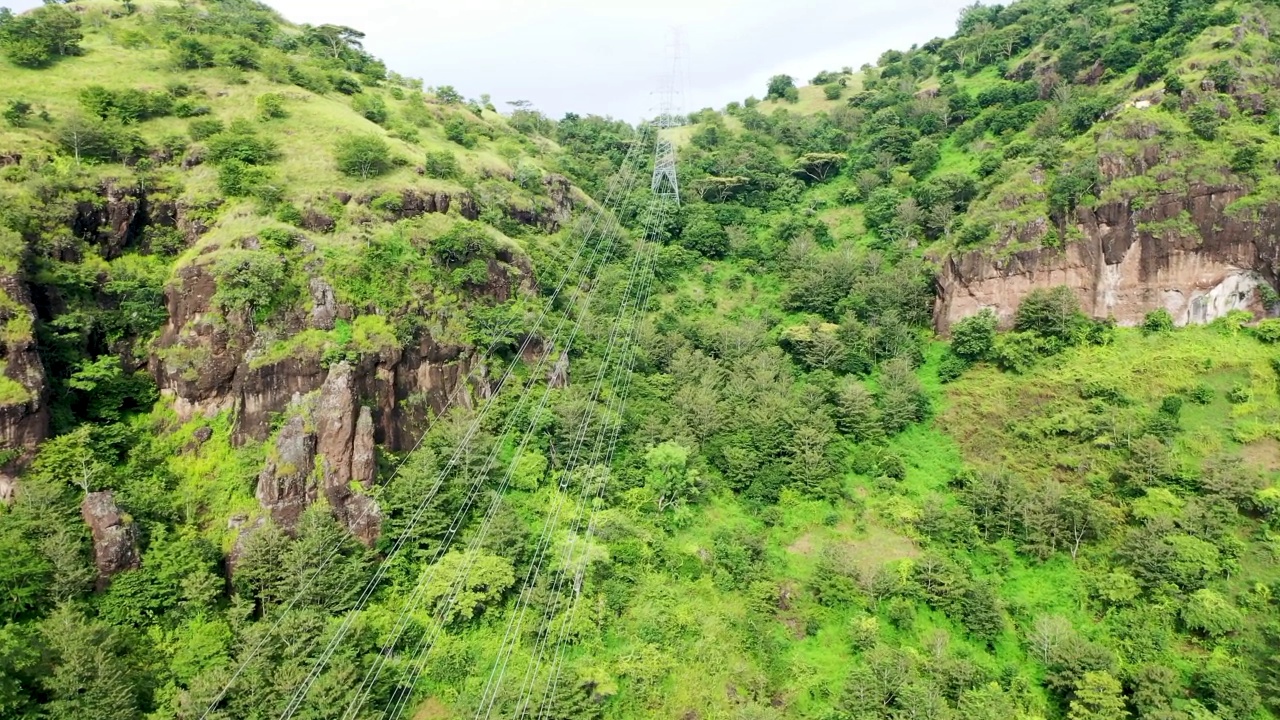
[0,1,1278,720]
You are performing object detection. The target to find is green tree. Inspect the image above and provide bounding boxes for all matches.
[0,524,50,621]
[878,358,929,433]
[1015,286,1086,345]
[420,550,515,625]
[1068,671,1128,720]
[334,133,392,179]
[950,309,997,361]
[646,441,698,511]
[0,5,83,68]
[39,605,140,720]
[256,93,288,120]
[1180,588,1243,638]
[765,74,796,101]
[835,377,884,442]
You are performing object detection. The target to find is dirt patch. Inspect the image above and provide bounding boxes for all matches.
[1241,437,1280,471]
[832,524,921,581]
[412,698,453,720]
[786,532,816,555]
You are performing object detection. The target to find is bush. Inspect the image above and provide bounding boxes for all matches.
[55,115,148,163]
[424,150,460,179]
[370,191,403,215]
[170,37,214,70]
[950,309,997,361]
[937,352,970,383]
[994,331,1053,373]
[3,100,32,127]
[217,160,271,196]
[79,86,174,124]
[188,117,225,141]
[256,93,288,120]
[444,117,474,147]
[352,93,389,125]
[1186,104,1221,141]
[1253,318,1280,343]
[432,221,493,266]
[333,134,392,179]
[823,83,843,101]
[207,121,279,165]
[330,74,361,95]
[173,99,211,118]
[1142,308,1175,334]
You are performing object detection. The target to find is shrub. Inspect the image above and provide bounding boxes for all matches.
[1184,383,1214,404]
[994,331,1052,373]
[55,115,147,163]
[257,227,299,251]
[207,121,279,165]
[823,83,843,101]
[173,99,212,117]
[256,93,288,120]
[432,221,493,267]
[3,100,32,127]
[352,93,389,125]
[1142,308,1175,334]
[79,86,174,124]
[334,134,392,179]
[370,191,404,215]
[1253,318,1280,343]
[950,309,997,361]
[170,37,214,70]
[217,160,271,197]
[211,250,294,324]
[444,117,474,147]
[424,150,460,179]
[1186,104,1221,141]
[188,117,225,141]
[329,74,361,95]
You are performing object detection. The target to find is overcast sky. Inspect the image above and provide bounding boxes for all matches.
[12,0,974,120]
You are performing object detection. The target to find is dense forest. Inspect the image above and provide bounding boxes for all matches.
[1,0,1280,719]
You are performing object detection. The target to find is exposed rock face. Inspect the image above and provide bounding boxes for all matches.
[936,184,1280,332]
[153,250,535,449]
[0,275,49,501]
[255,413,316,532]
[255,363,382,545]
[81,491,140,590]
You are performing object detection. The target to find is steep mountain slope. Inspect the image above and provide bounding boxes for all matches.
[0,1,1279,720]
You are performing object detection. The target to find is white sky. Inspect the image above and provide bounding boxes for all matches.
[10,0,975,120]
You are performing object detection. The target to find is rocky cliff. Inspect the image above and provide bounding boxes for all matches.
[255,363,382,545]
[935,183,1280,333]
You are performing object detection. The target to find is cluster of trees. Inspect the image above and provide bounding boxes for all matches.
[0,4,81,68]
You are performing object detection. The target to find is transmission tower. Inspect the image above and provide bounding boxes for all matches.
[651,29,684,205]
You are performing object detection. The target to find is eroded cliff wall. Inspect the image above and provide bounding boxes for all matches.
[936,184,1280,332]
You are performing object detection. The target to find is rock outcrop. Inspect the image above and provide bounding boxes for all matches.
[0,275,49,501]
[255,363,382,545]
[81,491,140,590]
[936,184,1280,332]
[153,249,534,450]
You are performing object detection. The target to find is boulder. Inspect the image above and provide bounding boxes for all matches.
[81,491,140,591]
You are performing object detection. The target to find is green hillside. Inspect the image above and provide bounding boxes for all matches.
[0,1,1279,720]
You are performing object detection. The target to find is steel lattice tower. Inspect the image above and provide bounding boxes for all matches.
[651,30,684,205]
